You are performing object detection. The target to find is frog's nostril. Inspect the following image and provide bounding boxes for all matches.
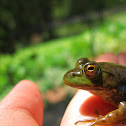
[70,72,75,77]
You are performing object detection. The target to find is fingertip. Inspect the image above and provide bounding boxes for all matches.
[96,53,117,63]
[1,79,43,108]
[15,79,41,94]
[117,52,126,66]
[18,79,35,85]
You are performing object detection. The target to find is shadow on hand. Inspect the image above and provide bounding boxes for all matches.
[79,95,117,117]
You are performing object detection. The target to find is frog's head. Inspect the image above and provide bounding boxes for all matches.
[63,58,106,90]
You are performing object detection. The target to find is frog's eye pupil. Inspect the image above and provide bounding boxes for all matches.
[88,67,94,70]
[84,62,101,78]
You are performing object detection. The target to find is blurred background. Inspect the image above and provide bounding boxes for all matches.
[0,0,126,126]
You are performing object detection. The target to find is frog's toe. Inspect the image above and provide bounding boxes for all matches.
[75,117,112,126]
[75,118,97,126]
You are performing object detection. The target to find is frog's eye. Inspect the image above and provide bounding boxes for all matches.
[83,62,101,78]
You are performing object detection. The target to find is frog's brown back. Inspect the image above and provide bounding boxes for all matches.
[98,62,126,86]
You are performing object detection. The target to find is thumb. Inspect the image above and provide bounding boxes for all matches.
[0,80,43,126]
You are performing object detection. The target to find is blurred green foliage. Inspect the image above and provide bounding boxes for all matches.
[0,0,126,53]
[0,12,126,100]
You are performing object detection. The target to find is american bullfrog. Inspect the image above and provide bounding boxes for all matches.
[63,58,126,125]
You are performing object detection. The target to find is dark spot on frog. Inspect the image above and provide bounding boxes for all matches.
[118,85,126,101]
[70,72,75,77]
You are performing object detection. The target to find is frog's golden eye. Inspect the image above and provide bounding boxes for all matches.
[83,62,101,78]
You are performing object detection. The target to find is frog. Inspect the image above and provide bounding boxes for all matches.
[63,58,126,126]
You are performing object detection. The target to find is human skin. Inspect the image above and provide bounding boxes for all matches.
[0,80,43,126]
[60,53,126,126]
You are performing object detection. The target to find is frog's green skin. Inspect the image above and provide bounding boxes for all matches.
[63,58,126,125]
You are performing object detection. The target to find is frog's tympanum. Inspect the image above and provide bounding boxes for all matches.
[63,58,126,125]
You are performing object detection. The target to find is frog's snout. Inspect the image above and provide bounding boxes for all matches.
[63,70,75,82]
[64,68,82,78]
[63,71,75,86]
[63,68,82,85]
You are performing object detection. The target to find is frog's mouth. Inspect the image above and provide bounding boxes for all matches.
[64,80,105,91]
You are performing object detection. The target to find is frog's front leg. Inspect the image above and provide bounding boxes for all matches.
[75,101,126,126]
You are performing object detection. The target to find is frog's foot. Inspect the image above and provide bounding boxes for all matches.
[75,118,97,125]
[75,101,126,126]
[75,117,111,126]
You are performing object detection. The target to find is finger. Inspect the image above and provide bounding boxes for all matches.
[95,53,117,63]
[61,90,116,126]
[61,90,92,126]
[117,52,126,65]
[0,80,43,126]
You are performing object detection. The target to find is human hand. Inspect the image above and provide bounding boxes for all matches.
[60,53,126,126]
[0,80,43,126]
